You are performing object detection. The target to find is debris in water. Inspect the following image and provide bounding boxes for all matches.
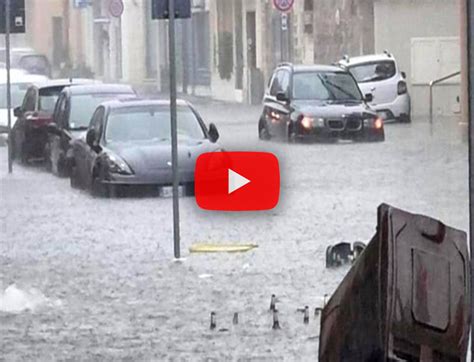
[210,312,216,330]
[198,274,213,279]
[233,312,239,325]
[326,241,367,268]
[189,243,258,253]
[0,284,60,313]
[272,309,281,330]
[304,306,309,324]
[269,294,276,311]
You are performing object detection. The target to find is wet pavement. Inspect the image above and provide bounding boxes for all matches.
[0,101,469,360]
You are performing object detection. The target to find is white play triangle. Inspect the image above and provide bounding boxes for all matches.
[228,169,251,194]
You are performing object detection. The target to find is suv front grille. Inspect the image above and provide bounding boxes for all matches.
[346,118,362,131]
[327,120,344,130]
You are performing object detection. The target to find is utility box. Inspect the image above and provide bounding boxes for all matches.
[319,204,470,361]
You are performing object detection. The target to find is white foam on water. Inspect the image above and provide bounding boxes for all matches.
[0,284,61,313]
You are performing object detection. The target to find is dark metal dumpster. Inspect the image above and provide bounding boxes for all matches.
[319,204,470,361]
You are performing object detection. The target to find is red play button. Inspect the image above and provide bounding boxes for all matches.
[195,152,280,211]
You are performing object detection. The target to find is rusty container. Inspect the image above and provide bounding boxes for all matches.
[319,204,470,361]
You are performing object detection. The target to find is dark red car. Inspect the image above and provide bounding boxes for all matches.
[11,79,99,164]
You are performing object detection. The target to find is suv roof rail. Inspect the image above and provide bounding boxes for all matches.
[383,49,392,57]
[277,62,293,68]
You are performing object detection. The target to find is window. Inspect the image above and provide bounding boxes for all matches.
[39,86,70,113]
[270,70,290,96]
[18,55,51,76]
[22,89,36,112]
[292,71,362,100]
[280,71,290,94]
[69,93,128,130]
[90,107,105,144]
[54,95,67,129]
[348,61,397,83]
[105,106,205,143]
[269,71,282,96]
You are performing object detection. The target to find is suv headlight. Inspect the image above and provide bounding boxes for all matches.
[106,153,133,175]
[300,116,325,129]
[364,117,384,129]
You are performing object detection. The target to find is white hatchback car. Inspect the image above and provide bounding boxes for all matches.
[338,52,411,123]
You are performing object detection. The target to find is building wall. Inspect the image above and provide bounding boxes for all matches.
[25,0,65,68]
[312,0,374,64]
[206,0,301,103]
[121,2,146,84]
[374,0,460,118]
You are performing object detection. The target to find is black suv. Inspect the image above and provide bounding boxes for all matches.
[258,63,384,142]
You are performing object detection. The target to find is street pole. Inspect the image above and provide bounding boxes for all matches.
[168,0,181,259]
[5,0,12,174]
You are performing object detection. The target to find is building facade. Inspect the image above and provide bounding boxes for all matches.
[374,0,461,118]
[16,0,463,118]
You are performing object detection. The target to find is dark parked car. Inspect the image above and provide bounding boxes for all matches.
[45,84,136,176]
[0,48,52,77]
[11,78,98,163]
[69,99,221,197]
[258,63,384,142]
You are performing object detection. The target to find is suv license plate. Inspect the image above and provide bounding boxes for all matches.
[159,185,184,198]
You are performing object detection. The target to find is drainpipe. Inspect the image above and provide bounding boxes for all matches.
[465,0,474,357]
[461,0,469,143]
[63,0,70,68]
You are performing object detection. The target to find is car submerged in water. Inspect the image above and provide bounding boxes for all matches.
[69,98,221,197]
[258,63,384,142]
[45,83,136,177]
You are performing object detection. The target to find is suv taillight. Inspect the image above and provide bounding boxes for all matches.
[27,113,52,128]
[397,80,407,95]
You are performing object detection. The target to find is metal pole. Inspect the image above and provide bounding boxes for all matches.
[6,0,12,174]
[168,0,181,259]
[466,0,474,356]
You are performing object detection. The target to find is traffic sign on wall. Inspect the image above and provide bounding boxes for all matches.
[108,0,124,18]
[273,0,294,13]
[0,0,26,34]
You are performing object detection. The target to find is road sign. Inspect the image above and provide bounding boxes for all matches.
[108,0,124,18]
[273,0,294,13]
[151,0,191,19]
[0,0,25,34]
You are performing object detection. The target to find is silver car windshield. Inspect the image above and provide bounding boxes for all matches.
[105,106,206,143]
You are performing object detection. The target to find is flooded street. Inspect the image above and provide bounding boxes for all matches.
[0,99,468,360]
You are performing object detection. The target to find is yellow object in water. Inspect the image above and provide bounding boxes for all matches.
[189,243,258,253]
